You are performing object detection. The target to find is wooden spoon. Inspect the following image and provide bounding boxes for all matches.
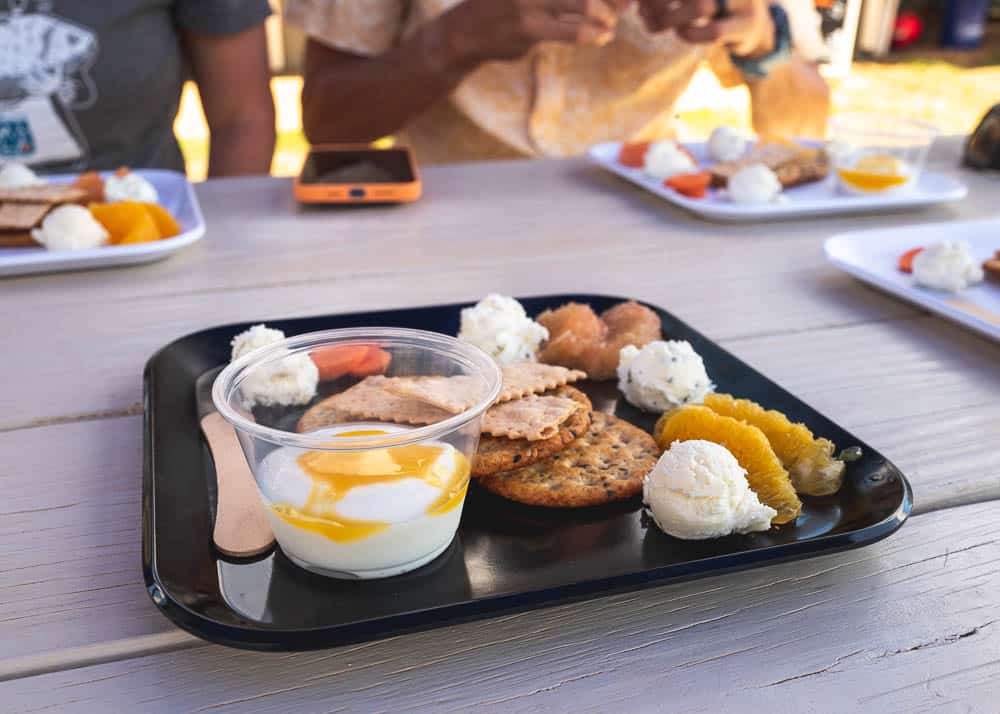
[196,366,275,557]
[200,410,275,557]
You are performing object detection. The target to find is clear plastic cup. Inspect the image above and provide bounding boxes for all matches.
[829,114,938,195]
[212,327,502,580]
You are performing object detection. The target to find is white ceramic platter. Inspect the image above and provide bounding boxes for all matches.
[825,218,999,343]
[0,169,205,277]
[587,141,968,222]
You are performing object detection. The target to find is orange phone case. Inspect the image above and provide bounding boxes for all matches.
[294,144,422,204]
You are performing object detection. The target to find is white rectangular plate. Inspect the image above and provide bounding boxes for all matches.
[0,169,205,278]
[587,141,968,222]
[825,219,1000,343]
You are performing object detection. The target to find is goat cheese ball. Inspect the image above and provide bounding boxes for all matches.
[231,324,319,407]
[104,172,159,204]
[728,164,782,204]
[30,205,108,251]
[708,127,748,162]
[617,340,714,412]
[457,294,549,364]
[644,440,776,540]
[643,141,697,180]
[912,241,984,293]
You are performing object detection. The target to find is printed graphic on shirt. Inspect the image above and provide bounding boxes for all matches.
[0,0,99,167]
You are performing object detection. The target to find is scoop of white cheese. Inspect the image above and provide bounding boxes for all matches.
[0,162,46,188]
[708,127,748,163]
[728,164,782,204]
[105,172,159,204]
[912,241,984,293]
[31,205,109,251]
[617,340,714,412]
[231,324,319,407]
[458,294,548,365]
[643,141,696,180]
[643,439,776,540]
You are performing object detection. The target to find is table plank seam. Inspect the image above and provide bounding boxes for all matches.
[0,631,206,684]
[2,499,998,686]
[0,308,973,433]
[719,311,926,345]
[913,493,1000,518]
[0,403,142,435]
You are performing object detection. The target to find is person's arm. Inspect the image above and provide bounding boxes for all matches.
[640,0,829,138]
[301,25,470,145]
[301,0,621,146]
[184,24,276,176]
[703,1,829,138]
[745,55,829,139]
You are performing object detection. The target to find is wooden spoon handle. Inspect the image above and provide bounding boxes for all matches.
[200,411,275,557]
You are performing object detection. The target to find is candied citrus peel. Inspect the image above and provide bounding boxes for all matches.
[655,405,802,525]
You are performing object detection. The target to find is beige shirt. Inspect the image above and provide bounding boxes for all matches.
[285,0,740,164]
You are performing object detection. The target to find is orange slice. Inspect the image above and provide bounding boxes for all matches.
[837,168,909,192]
[118,211,159,244]
[702,394,845,496]
[655,405,802,525]
[89,202,149,244]
[89,201,181,244]
[142,202,181,239]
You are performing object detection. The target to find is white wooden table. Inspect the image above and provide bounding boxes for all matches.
[3,139,999,712]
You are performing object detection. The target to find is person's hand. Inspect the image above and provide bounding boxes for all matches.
[638,0,776,58]
[440,0,625,66]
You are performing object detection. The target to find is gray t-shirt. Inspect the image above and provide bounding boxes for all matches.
[0,0,270,174]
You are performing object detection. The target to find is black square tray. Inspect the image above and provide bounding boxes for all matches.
[142,294,911,650]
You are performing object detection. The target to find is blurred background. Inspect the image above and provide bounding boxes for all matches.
[174,0,1000,181]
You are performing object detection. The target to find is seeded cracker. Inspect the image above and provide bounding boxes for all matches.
[478,412,660,507]
[481,395,582,441]
[474,386,592,476]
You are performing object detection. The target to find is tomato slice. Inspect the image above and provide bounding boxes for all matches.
[665,171,711,199]
[618,142,651,168]
[351,347,392,377]
[310,345,370,381]
[898,247,924,274]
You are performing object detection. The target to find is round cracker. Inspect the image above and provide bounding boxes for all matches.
[477,412,660,507]
[473,386,591,477]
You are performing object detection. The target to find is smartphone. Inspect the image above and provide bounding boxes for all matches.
[294,145,422,204]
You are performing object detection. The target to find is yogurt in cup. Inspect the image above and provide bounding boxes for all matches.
[213,327,502,579]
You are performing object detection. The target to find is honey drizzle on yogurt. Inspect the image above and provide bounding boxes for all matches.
[271,429,470,542]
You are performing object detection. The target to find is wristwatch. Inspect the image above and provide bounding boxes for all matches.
[728,3,793,80]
